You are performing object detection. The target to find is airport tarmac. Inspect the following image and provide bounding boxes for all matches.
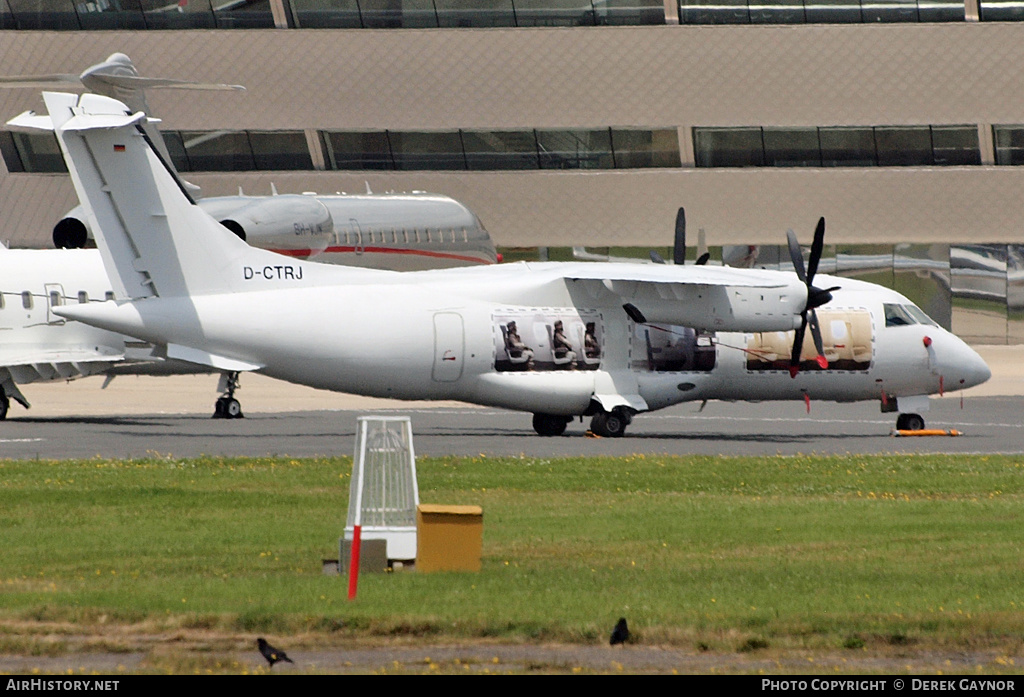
[1,345,1020,459]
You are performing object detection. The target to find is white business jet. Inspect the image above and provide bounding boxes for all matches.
[14,92,991,436]
[1,53,497,269]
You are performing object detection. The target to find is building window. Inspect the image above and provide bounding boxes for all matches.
[993,126,1024,165]
[319,127,679,171]
[2,0,249,29]
[1,131,67,173]
[694,125,980,168]
[162,131,312,172]
[679,0,963,23]
[693,128,765,168]
[389,131,467,170]
[462,130,540,170]
[537,129,614,169]
[979,0,1024,20]
[321,131,394,170]
[249,131,314,170]
[611,129,682,168]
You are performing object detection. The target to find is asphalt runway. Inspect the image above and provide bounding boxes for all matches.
[1,394,1019,460]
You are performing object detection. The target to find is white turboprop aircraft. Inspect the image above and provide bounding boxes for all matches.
[2,53,498,269]
[11,92,991,436]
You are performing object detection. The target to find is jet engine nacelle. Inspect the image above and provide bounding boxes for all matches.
[55,195,335,258]
[53,207,90,249]
[208,195,333,258]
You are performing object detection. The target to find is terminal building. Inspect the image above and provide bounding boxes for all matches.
[0,0,1022,342]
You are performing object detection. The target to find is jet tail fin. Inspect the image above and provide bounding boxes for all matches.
[29,92,256,300]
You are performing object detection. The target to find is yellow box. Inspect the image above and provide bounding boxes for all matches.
[415,504,483,573]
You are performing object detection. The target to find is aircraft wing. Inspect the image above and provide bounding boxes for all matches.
[0,346,125,409]
[560,263,806,332]
[563,263,791,288]
[0,345,124,371]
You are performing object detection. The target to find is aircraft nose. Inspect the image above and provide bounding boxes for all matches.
[932,332,991,391]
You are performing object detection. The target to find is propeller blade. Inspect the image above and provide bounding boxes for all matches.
[789,315,807,379]
[695,252,710,266]
[786,229,808,285]
[0,74,82,88]
[649,250,666,264]
[673,208,686,265]
[808,309,828,369]
[622,303,647,324]
[91,75,246,91]
[806,217,826,284]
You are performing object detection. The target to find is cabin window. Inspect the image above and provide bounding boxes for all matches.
[0,293,5,310]
[414,229,420,243]
[21,291,32,309]
[105,291,115,301]
[426,229,432,243]
[78,291,89,304]
[462,227,468,242]
[49,290,61,307]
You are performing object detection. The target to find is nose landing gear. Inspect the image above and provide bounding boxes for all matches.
[213,371,244,419]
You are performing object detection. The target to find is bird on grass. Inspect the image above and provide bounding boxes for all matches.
[257,637,294,667]
[610,617,629,646]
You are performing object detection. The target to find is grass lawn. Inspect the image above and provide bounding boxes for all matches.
[1,453,1023,666]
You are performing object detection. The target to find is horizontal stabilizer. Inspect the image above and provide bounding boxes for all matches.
[166,344,262,372]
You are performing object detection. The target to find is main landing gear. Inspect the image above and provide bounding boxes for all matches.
[213,371,244,419]
[532,413,571,437]
[896,413,925,431]
[590,407,632,438]
[0,390,9,421]
[531,407,635,437]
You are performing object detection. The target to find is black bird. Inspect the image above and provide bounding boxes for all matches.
[257,637,294,667]
[610,617,629,646]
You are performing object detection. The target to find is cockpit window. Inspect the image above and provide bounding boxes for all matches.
[884,303,938,328]
[884,303,915,327]
[905,304,939,327]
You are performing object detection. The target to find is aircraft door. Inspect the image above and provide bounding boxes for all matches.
[432,312,464,382]
[350,219,363,255]
[44,283,65,325]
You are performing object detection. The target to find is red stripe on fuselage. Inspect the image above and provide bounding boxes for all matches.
[269,246,494,264]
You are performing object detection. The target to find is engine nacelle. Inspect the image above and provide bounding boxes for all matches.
[53,207,89,249]
[209,195,333,258]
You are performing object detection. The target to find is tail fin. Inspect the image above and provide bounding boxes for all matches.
[21,92,254,300]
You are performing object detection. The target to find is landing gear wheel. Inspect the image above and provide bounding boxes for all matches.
[590,408,630,438]
[212,371,244,419]
[532,413,570,437]
[896,413,925,431]
[0,392,8,421]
